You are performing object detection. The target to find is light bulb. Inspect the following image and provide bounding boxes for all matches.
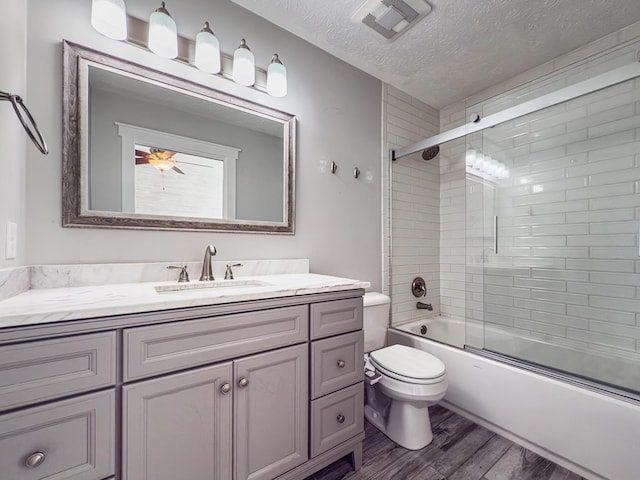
[91,0,127,40]
[267,54,287,97]
[232,39,255,87]
[194,21,221,74]
[474,153,484,171]
[148,2,178,59]
[465,149,476,167]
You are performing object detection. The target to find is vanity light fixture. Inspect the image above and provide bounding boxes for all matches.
[232,39,256,87]
[91,0,128,40]
[194,21,221,74]
[148,2,178,59]
[267,54,287,98]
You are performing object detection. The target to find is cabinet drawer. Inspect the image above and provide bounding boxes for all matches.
[124,305,308,381]
[310,383,364,457]
[311,331,364,399]
[311,298,362,340]
[0,390,115,480]
[0,332,116,411]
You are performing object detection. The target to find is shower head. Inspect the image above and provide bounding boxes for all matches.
[421,145,440,161]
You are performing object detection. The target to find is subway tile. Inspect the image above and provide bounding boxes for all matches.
[514,318,567,337]
[513,257,566,269]
[514,236,566,247]
[590,272,640,286]
[567,130,635,155]
[484,294,514,306]
[589,320,640,340]
[566,258,634,272]
[587,141,640,163]
[566,328,636,350]
[513,213,566,226]
[485,303,531,320]
[512,190,566,206]
[531,200,588,215]
[565,155,634,177]
[530,130,587,153]
[531,268,589,281]
[566,182,634,200]
[530,289,588,306]
[568,282,637,298]
[590,221,639,235]
[588,114,640,139]
[532,246,588,258]
[485,284,531,298]
[567,235,636,247]
[531,224,589,235]
[531,311,588,329]
[567,305,636,325]
[589,194,640,210]
[514,277,567,291]
[566,103,635,133]
[566,208,635,223]
[590,167,640,187]
[589,246,639,259]
[514,298,566,314]
[590,295,640,313]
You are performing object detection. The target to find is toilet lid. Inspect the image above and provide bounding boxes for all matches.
[369,345,445,381]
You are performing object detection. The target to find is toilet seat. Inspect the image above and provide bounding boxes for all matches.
[369,345,446,385]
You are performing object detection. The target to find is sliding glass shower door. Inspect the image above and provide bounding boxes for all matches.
[466,76,640,396]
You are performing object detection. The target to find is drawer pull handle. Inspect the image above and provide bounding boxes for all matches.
[220,383,231,395]
[238,377,249,388]
[25,452,46,468]
[337,359,346,369]
[336,414,345,424]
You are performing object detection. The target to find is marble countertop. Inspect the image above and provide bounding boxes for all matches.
[0,273,370,329]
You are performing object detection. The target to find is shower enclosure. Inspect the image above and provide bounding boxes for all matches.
[389,39,640,401]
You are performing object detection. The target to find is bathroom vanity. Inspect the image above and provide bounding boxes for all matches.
[0,265,367,480]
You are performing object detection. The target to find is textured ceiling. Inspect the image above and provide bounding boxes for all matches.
[230,0,640,108]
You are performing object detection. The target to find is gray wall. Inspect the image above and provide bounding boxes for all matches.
[0,0,27,268]
[24,0,383,289]
[90,87,283,221]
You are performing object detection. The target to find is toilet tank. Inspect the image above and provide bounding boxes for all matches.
[363,292,391,352]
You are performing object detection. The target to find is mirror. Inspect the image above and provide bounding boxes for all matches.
[62,41,295,233]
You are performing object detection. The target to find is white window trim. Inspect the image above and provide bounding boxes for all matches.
[116,122,240,219]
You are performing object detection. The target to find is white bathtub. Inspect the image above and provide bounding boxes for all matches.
[388,327,640,480]
[393,316,466,348]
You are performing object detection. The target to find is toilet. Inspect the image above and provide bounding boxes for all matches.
[363,292,448,450]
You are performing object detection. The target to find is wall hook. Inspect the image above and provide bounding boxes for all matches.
[330,161,338,174]
[354,167,361,179]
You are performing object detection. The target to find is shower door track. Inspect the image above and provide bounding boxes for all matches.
[392,60,640,160]
[465,345,640,406]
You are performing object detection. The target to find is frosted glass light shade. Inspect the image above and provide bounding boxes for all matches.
[91,0,127,40]
[195,23,221,74]
[232,39,255,87]
[267,54,287,97]
[148,2,178,59]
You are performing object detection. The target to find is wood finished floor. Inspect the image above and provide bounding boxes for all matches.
[308,405,586,480]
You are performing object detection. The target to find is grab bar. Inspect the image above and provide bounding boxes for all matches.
[0,91,48,154]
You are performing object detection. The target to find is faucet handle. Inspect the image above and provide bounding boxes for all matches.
[167,265,189,283]
[224,263,243,280]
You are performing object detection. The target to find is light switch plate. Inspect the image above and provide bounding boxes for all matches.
[5,221,17,260]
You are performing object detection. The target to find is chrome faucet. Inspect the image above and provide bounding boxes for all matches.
[199,245,217,281]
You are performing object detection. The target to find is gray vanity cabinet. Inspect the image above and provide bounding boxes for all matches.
[234,344,309,480]
[122,363,233,480]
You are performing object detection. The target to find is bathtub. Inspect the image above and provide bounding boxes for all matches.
[387,327,640,480]
[393,316,466,348]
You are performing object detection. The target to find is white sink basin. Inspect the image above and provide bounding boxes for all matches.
[155,279,271,294]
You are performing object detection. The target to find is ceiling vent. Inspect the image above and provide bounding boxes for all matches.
[351,0,432,42]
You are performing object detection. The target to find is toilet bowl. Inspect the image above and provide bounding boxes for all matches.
[363,293,448,450]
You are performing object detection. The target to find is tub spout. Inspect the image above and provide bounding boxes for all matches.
[417,301,433,311]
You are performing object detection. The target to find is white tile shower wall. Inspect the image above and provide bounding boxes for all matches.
[383,85,440,325]
[439,20,640,359]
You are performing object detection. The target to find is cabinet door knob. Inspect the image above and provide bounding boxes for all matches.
[25,452,46,468]
[238,377,249,388]
[337,359,346,369]
[336,414,345,424]
[220,383,231,395]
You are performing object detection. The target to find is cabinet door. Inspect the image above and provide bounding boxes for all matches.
[123,363,233,480]
[234,344,308,480]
